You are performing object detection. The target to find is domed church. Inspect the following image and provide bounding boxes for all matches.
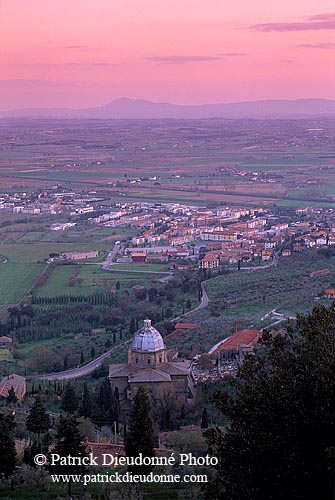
[109,319,189,408]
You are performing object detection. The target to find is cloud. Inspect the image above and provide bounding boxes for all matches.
[250,12,335,32]
[298,42,335,49]
[145,55,222,63]
[65,62,118,66]
[308,13,335,21]
[218,52,247,57]
[63,45,88,49]
[0,79,76,88]
[146,53,246,64]
[1,62,119,68]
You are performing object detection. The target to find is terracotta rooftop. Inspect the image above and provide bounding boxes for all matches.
[175,323,199,330]
[209,329,260,356]
[0,374,26,399]
[0,336,12,343]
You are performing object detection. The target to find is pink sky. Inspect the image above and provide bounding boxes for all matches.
[0,0,334,110]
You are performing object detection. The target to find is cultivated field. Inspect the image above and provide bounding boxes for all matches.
[193,249,335,325]
[1,118,335,207]
[0,262,43,306]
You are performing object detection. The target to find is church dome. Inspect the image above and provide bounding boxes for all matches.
[132,319,165,352]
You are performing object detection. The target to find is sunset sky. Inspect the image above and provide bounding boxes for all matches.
[0,0,334,110]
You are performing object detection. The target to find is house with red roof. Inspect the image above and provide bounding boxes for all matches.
[209,329,260,360]
[324,288,335,299]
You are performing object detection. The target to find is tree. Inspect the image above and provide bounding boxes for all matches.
[63,355,68,370]
[80,382,93,419]
[23,440,40,468]
[165,307,173,318]
[0,413,16,477]
[80,350,85,365]
[129,317,136,335]
[116,281,121,290]
[201,407,208,429]
[90,346,96,358]
[48,415,87,497]
[125,387,155,500]
[26,397,50,440]
[94,378,118,428]
[205,304,335,500]
[61,383,78,414]
[6,387,18,405]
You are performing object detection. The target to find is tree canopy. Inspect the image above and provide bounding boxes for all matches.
[47,415,87,496]
[0,412,17,477]
[26,397,50,437]
[61,382,78,414]
[125,386,155,475]
[205,304,335,500]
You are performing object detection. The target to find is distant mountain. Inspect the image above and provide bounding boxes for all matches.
[1,97,335,119]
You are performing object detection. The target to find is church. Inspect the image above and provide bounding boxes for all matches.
[109,319,189,409]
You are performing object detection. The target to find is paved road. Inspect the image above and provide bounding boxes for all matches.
[242,252,280,271]
[31,253,280,380]
[173,280,209,321]
[30,339,132,381]
[101,243,121,270]
[107,269,173,275]
[173,253,280,322]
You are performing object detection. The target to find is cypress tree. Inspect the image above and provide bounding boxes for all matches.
[80,382,93,419]
[61,383,78,414]
[125,387,155,499]
[48,415,87,497]
[129,317,136,335]
[0,413,16,477]
[6,387,18,405]
[23,440,40,468]
[201,407,208,429]
[80,350,85,364]
[26,397,51,439]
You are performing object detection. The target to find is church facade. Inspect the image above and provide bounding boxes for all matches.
[109,320,189,408]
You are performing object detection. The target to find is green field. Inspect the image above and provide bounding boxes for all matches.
[0,348,13,362]
[33,264,168,297]
[193,249,335,325]
[0,262,44,306]
[1,118,335,207]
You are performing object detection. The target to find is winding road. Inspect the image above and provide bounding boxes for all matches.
[30,254,279,381]
[30,339,132,381]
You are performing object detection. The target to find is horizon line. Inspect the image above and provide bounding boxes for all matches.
[1,95,334,113]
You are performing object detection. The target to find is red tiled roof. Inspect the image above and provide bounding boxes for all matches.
[210,329,260,356]
[175,323,199,330]
[0,336,12,343]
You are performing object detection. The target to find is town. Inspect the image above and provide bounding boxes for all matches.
[2,185,335,267]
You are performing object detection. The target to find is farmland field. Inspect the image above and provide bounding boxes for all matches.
[191,249,335,325]
[1,117,335,207]
[0,348,13,362]
[0,262,43,306]
[33,263,171,297]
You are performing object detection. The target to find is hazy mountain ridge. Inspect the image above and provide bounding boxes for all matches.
[1,97,334,119]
